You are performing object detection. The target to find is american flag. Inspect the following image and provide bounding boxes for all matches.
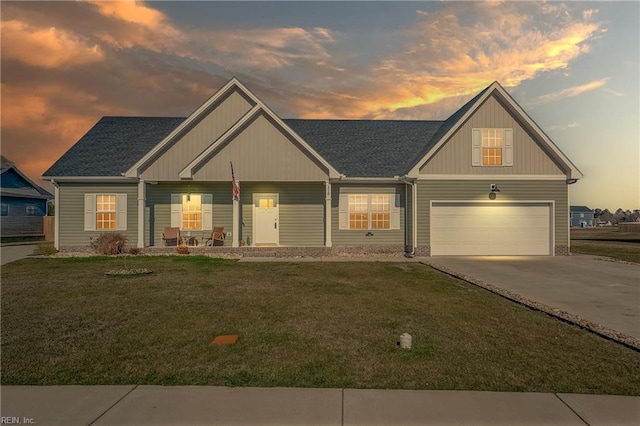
[230,162,239,201]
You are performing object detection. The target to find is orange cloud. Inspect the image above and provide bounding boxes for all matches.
[1,20,104,68]
[85,0,184,55]
[325,3,604,119]
[86,0,165,28]
[1,83,132,182]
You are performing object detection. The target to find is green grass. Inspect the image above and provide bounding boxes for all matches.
[2,256,639,394]
[571,227,640,263]
[571,241,640,264]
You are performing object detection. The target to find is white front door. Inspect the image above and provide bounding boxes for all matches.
[254,194,279,245]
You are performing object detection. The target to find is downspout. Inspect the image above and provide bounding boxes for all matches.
[51,179,59,251]
[403,179,415,257]
[566,178,579,256]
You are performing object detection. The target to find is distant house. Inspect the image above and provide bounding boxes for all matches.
[570,205,594,227]
[1,156,53,237]
[44,78,583,256]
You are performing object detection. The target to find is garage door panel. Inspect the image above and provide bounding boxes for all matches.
[431,203,551,256]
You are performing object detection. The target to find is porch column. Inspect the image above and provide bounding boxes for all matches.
[53,181,59,250]
[137,179,146,248]
[232,181,240,247]
[325,181,332,247]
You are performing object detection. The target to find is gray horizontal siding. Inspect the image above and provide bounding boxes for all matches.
[1,216,45,236]
[416,180,568,247]
[420,95,565,176]
[58,183,138,247]
[240,183,325,246]
[331,184,406,246]
[146,182,232,246]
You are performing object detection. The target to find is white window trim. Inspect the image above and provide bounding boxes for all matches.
[84,193,127,231]
[472,128,513,167]
[171,193,212,231]
[338,193,400,231]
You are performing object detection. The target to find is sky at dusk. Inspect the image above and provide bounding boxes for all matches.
[1,1,638,211]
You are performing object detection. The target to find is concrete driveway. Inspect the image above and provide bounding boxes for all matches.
[1,244,38,266]
[426,255,640,341]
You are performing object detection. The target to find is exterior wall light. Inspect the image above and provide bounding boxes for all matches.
[489,183,500,200]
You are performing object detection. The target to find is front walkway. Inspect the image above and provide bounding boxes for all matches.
[1,386,638,425]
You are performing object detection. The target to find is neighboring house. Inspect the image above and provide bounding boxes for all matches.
[570,206,594,227]
[43,78,582,256]
[1,156,53,237]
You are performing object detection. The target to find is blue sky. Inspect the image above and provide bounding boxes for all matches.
[1,1,638,210]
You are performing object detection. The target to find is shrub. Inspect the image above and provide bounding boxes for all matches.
[89,233,127,255]
[128,247,141,255]
[176,245,189,255]
[33,244,57,256]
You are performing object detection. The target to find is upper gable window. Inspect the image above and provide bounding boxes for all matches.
[472,128,513,167]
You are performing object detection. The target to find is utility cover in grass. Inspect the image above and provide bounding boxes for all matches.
[212,335,238,345]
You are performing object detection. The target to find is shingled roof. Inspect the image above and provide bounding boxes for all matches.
[284,119,442,177]
[43,116,447,178]
[43,117,185,177]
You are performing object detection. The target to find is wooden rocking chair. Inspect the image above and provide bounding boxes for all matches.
[162,227,181,246]
[205,227,225,246]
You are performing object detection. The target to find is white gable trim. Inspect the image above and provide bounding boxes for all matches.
[124,78,241,178]
[179,105,261,178]
[227,79,340,179]
[126,77,340,180]
[407,82,583,180]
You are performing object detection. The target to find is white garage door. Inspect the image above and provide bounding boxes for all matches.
[431,202,551,256]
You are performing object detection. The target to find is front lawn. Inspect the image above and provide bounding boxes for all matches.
[2,256,639,394]
[570,240,640,264]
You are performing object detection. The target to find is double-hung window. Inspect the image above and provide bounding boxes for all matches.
[171,193,212,231]
[472,128,513,166]
[339,193,400,230]
[84,193,127,231]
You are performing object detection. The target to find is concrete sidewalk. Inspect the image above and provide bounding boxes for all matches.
[1,386,638,425]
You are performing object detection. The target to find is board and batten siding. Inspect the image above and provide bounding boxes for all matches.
[58,183,138,247]
[141,89,255,180]
[240,183,325,246]
[416,180,568,248]
[192,113,329,182]
[145,183,232,246]
[331,184,405,246]
[420,95,565,176]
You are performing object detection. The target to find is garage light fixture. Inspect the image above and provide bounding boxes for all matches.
[489,183,500,200]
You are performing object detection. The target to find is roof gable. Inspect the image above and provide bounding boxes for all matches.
[2,156,52,198]
[407,82,583,180]
[127,77,340,179]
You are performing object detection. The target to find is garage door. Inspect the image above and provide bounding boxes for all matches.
[430,202,551,255]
